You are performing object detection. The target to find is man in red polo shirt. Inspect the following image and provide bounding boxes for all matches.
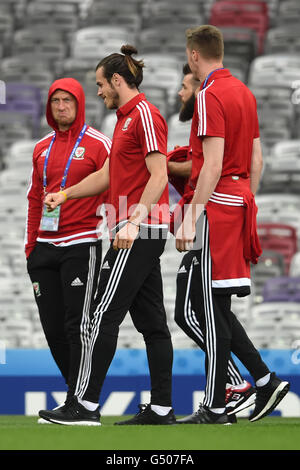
[170,64,257,417]
[176,25,290,424]
[38,45,175,426]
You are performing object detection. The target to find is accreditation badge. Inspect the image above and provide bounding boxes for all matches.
[39,205,61,231]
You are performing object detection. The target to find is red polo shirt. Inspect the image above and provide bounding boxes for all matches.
[108,93,169,226]
[193,68,260,178]
[188,99,204,190]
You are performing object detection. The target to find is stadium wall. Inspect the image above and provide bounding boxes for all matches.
[0,349,299,417]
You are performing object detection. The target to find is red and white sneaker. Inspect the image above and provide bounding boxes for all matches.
[226,381,256,415]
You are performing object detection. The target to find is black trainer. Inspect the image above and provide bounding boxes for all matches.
[249,372,290,422]
[177,404,234,425]
[38,396,101,426]
[114,404,177,425]
[226,381,256,415]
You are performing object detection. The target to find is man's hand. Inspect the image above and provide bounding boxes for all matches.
[175,203,203,252]
[175,217,196,252]
[44,192,66,212]
[113,222,139,250]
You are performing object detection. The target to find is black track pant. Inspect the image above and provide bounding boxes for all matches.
[69,227,173,406]
[175,250,245,386]
[27,241,102,386]
[199,213,270,408]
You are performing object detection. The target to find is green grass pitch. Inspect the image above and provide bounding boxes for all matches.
[0,416,299,450]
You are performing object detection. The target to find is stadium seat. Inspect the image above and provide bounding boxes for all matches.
[72,26,134,53]
[260,141,300,195]
[58,57,95,83]
[250,301,300,323]
[249,302,300,348]
[257,223,298,274]
[265,26,300,54]
[145,0,201,18]
[290,252,300,277]
[272,139,300,160]
[100,113,117,140]
[12,27,67,62]
[259,126,293,155]
[83,9,141,36]
[231,293,253,328]
[256,87,295,125]
[221,27,257,64]
[0,56,50,87]
[2,0,300,350]
[209,1,269,55]
[0,10,14,47]
[139,85,169,119]
[142,0,204,31]
[263,276,300,302]
[140,61,182,112]
[140,53,181,73]
[251,249,286,302]
[246,321,277,349]
[277,0,300,25]
[23,1,79,37]
[0,82,42,133]
[223,54,251,81]
[4,139,36,170]
[167,114,192,151]
[256,194,300,217]
[248,54,300,87]
[38,116,52,139]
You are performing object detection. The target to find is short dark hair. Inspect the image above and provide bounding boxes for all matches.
[186,25,224,61]
[96,44,145,89]
[182,63,192,75]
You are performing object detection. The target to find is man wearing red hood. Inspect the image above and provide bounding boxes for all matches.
[26,78,111,410]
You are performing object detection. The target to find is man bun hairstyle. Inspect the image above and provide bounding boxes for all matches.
[96,44,144,89]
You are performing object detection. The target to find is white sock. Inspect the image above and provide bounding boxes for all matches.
[256,373,271,387]
[151,405,172,416]
[78,397,99,411]
[210,407,225,414]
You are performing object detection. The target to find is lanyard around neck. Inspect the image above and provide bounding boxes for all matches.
[202,68,224,89]
[43,123,87,192]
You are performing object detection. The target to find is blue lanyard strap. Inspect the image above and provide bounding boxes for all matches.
[202,68,224,89]
[43,123,87,192]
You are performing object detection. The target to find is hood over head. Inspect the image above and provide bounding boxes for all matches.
[46,78,86,134]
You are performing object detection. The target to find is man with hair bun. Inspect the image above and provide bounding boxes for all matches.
[38,45,176,426]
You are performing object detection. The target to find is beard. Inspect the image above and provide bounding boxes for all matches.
[104,84,119,110]
[179,94,196,122]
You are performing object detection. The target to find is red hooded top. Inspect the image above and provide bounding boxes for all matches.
[25,78,111,258]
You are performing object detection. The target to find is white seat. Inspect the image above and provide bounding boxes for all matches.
[256,194,300,214]
[231,294,252,326]
[278,0,300,25]
[290,252,300,276]
[271,139,300,160]
[74,26,133,44]
[250,302,300,323]
[72,27,134,59]
[167,114,191,151]
[249,54,300,86]
[100,113,117,140]
[265,26,300,54]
